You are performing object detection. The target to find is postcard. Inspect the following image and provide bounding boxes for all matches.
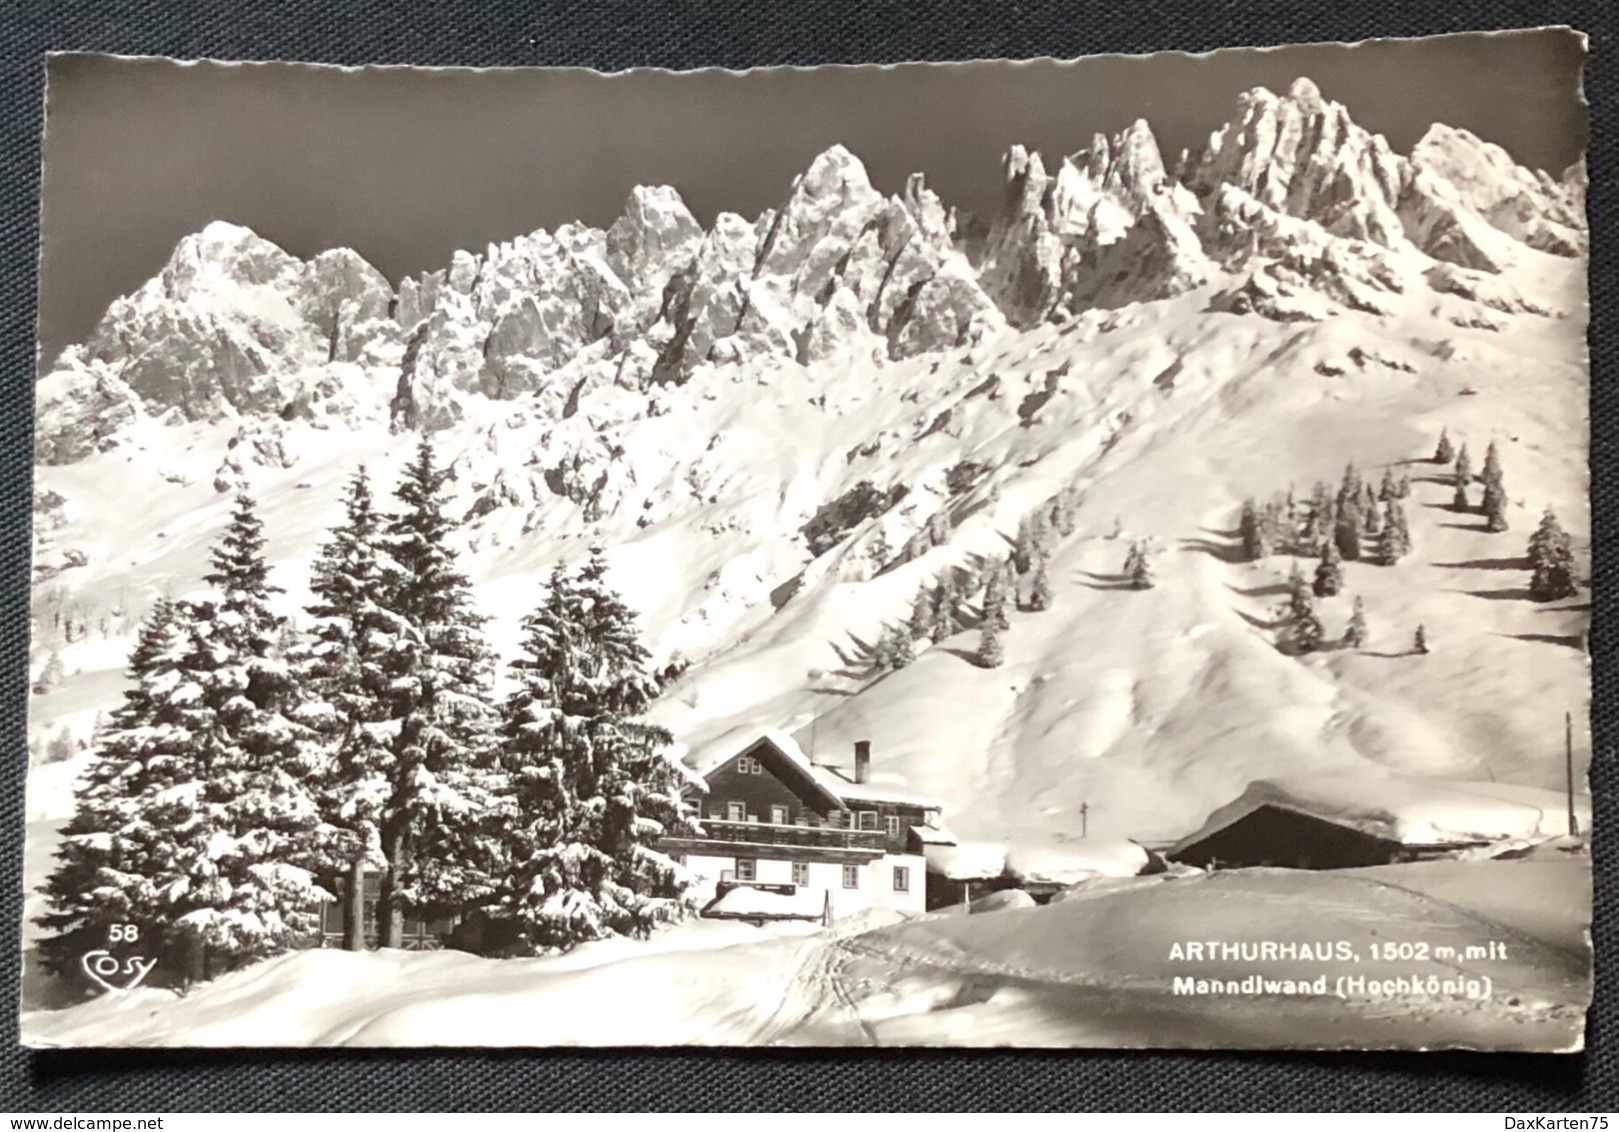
[21,29,1591,1050]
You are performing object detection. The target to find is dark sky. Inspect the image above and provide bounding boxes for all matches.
[37,28,1587,368]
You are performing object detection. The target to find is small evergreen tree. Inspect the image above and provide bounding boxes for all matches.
[1453,481,1470,513]
[1027,561,1054,611]
[1285,565,1323,654]
[1129,544,1154,591]
[1414,624,1430,655]
[1434,427,1455,464]
[908,584,933,641]
[1239,499,1268,561]
[888,623,916,668]
[1481,440,1503,490]
[1336,462,1363,511]
[32,650,65,695]
[1388,500,1412,558]
[982,563,1011,631]
[1527,507,1579,601]
[975,620,1005,669]
[1344,596,1368,649]
[1378,468,1397,502]
[1484,484,1510,532]
[928,578,957,643]
[1313,539,1343,597]
[1454,443,1473,486]
[1333,511,1362,562]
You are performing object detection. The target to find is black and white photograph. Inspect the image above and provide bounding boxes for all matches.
[19,28,1592,1050]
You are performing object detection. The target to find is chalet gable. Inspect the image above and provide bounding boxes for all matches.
[706,734,848,815]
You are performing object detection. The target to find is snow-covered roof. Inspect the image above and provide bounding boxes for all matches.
[685,727,807,777]
[1169,775,1590,857]
[1004,840,1151,885]
[683,728,944,811]
[814,768,944,811]
[925,840,1008,880]
[909,824,958,846]
[704,885,827,921]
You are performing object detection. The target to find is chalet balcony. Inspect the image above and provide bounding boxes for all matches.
[697,818,887,853]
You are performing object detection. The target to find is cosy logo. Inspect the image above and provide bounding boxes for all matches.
[79,924,157,994]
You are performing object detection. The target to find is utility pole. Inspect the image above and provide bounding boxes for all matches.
[1566,711,1579,838]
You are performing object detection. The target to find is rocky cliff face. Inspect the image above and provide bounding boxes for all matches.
[35,80,1586,466]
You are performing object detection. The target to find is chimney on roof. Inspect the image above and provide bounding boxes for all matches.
[854,740,871,784]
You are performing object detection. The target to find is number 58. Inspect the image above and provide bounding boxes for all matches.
[108,923,139,944]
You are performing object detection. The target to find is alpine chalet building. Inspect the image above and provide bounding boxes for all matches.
[661,731,951,923]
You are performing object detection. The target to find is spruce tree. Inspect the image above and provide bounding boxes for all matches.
[1484,484,1510,533]
[33,650,65,695]
[1480,443,1508,532]
[928,578,956,643]
[1336,462,1363,511]
[1122,541,1143,579]
[41,498,328,985]
[1334,510,1362,562]
[1434,428,1455,464]
[1455,443,1473,486]
[1239,499,1268,561]
[1286,566,1323,654]
[491,549,698,952]
[1527,507,1579,601]
[1378,468,1397,502]
[888,623,916,668]
[175,492,327,974]
[1414,624,1430,655]
[1028,561,1054,611]
[1482,440,1503,491]
[982,563,1011,631]
[1390,500,1412,557]
[975,620,1005,669]
[908,584,933,641]
[374,438,501,946]
[1345,596,1368,649]
[36,599,195,981]
[1375,505,1404,566]
[298,466,402,950]
[1129,545,1154,591]
[1453,481,1470,513]
[1395,471,1412,499]
[1313,539,1343,597]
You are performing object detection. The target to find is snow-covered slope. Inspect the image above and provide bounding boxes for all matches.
[27,80,1590,857]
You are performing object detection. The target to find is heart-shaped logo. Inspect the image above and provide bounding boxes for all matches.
[80,950,158,995]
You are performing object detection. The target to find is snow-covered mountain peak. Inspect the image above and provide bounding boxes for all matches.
[1186,81,1409,249]
[157,221,305,302]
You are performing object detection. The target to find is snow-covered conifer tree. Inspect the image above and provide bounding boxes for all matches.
[1528,507,1579,601]
[36,598,194,981]
[1313,539,1343,598]
[491,548,698,952]
[297,466,401,950]
[1434,428,1455,464]
[374,439,500,947]
[1345,596,1368,649]
[1027,561,1054,611]
[975,620,1004,668]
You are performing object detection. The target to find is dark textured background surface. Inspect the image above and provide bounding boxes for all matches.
[0,0,1611,1113]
